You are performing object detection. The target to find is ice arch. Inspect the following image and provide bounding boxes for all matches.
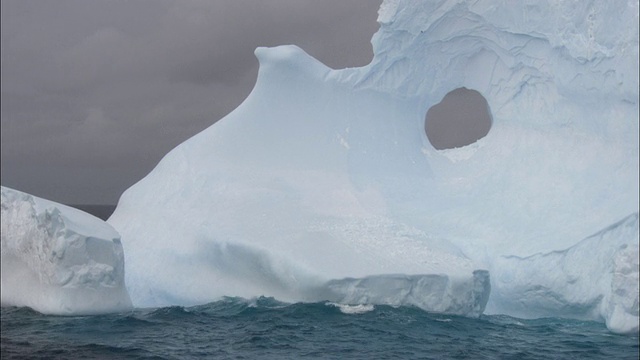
[425,88,492,149]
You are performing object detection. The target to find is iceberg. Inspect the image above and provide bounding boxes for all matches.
[108,0,638,331]
[108,43,491,314]
[1,186,132,314]
[0,0,620,332]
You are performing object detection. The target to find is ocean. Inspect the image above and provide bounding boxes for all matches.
[1,298,638,359]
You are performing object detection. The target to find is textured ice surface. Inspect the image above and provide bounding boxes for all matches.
[108,0,638,331]
[489,213,639,333]
[324,270,490,317]
[1,186,132,314]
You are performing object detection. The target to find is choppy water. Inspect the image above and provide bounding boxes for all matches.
[2,297,638,359]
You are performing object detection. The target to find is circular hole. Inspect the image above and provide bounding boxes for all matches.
[425,87,492,150]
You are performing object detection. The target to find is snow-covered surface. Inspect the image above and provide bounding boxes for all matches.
[100,0,639,333]
[1,186,132,314]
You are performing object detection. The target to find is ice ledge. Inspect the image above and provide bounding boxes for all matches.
[322,270,490,317]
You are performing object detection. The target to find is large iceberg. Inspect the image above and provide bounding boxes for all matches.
[1,186,132,314]
[104,0,638,332]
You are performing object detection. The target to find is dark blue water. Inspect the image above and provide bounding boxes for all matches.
[2,297,638,359]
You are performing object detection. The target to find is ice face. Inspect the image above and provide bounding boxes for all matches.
[324,270,490,318]
[108,0,638,331]
[1,186,132,315]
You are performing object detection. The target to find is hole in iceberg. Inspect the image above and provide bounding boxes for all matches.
[425,87,492,150]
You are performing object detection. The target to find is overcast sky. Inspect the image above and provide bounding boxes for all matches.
[1,0,383,204]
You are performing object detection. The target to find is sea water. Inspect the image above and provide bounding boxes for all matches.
[2,297,638,359]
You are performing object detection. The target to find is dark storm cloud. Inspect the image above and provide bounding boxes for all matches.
[1,0,381,204]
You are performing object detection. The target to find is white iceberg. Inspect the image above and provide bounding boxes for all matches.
[1,0,633,332]
[1,186,132,314]
[107,0,638,332]
[108,43,490,314]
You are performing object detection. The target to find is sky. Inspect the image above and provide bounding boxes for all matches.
[1,0,382,205]
[1,0,489,206]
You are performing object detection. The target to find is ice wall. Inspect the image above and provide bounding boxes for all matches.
[1,186,132,314]
[109,0,638,332]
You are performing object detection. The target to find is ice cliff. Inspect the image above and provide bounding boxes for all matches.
[1,186,132,314]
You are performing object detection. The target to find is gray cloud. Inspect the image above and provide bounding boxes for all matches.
[1,0,381,204]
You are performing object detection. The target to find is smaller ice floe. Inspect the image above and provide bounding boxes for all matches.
[434,318,452,322]
[327,302,375,314]
[1,186,132,315]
